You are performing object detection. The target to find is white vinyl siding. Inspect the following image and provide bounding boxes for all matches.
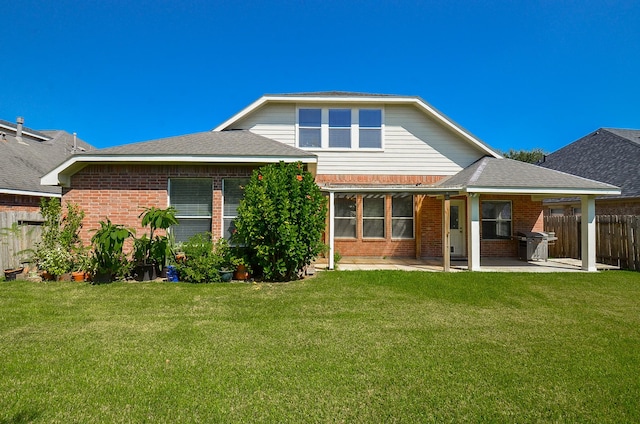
[228,103,485,177]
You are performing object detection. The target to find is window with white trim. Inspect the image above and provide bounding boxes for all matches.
[335,195,357,238]
[169,178,212,243]
[299,108,321,148]
[481,201,512,240]
[363,196,385,238]
[223,178,250,240]
[329,109,351,148]
[391,196,414,239]
[359,109,382,148]
[297,107,383,149]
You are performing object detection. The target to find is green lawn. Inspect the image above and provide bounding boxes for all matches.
[1,271,639,423]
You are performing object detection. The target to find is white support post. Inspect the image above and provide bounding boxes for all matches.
[581,195,597,272]
[328,191,335,270]
[467,194,481,271]
[443,195,451,272]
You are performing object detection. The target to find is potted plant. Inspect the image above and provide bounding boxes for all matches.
[71,246,91,282]
[230,248,251,281]
[37,245,73,281]
[134,207,179,280]
[90,219,133,283]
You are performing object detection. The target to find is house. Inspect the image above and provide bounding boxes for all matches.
[41,92,620,272]
[537,128,640,216]
[0,117,94,212]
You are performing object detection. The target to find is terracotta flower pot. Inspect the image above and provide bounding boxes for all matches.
[72,271,86,282]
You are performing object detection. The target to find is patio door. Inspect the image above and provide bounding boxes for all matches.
[450,200,466,257]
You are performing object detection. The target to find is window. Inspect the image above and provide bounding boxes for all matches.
[223,178,249,240]
[363,196,385,238]
[481,201,512,240]
[299,108,321,148]
[329,109,351,148]
[392,196,414,239]
[169,178,212,243]
[549,208,564,217]
[359,109,382,148]
[297,107,383,149]
[335,195,356,238]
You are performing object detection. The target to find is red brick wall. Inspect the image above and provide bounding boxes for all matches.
[63,164,254,246]
[0,193,47,213]
[479,195,543,258]
[317,174,444,185]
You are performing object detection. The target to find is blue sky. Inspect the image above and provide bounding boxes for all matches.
[1,0,638,153]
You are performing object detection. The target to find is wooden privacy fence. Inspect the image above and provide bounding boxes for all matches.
[544,215,640,271]
[0,211,43,272]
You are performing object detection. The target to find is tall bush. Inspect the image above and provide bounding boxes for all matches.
[233,161,327,281]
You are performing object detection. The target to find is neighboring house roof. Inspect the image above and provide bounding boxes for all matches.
[537,128,640,200]
[0,120,94,197]
[42,130,317,187]
[213,92,502,158]
[436,157,620,195]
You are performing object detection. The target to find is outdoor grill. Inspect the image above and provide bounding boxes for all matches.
[517,231,557,261]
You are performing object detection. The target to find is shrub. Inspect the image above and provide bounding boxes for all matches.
[233,161,327,281]
[175,233,223,283]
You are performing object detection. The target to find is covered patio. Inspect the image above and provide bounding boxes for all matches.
[322,158,621,272]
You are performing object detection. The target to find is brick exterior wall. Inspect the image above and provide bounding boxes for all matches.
[0,193,46,213]
[61,165,544,260]
[479,194,544,258]
[62,164,254,246]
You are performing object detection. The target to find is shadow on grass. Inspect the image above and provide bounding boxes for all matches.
[0,410,41,424]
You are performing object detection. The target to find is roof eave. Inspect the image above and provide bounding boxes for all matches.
[41,154,318,187]
[0,188,61,198]
[465,186,622,196]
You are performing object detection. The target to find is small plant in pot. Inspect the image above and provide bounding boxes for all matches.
[71,246,92,282]
[37,245,73,281]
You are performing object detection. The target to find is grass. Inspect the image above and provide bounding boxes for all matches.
[1,271,639,423]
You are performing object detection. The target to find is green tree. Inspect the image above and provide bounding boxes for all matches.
[501,148,546,164]
[233,161,327,281]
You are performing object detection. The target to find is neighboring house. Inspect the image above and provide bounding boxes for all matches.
[537,128,640,216]
[42,92,620,271]
[0,117,94,212]
[0,117,94,272]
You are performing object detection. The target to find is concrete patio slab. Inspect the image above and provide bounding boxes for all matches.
[313,257,619,272]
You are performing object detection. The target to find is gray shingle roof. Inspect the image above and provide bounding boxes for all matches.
[538,128,640,199]
[438,157,619,192]
[0,126,94,195]
[93,130,316,158]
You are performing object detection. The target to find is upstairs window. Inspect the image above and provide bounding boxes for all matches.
[297,107,383,150]
[329,109,351,148]
[299,108,321,148]
[359,109,382,148]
